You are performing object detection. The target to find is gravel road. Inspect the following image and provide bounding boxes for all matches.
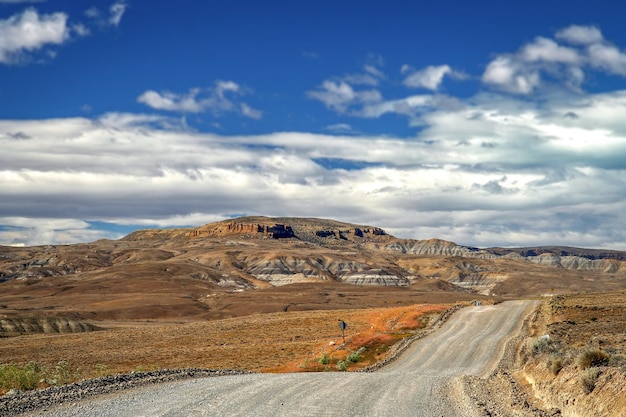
[20,300,536,417]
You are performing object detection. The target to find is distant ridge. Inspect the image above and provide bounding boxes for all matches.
[486,246,626,261]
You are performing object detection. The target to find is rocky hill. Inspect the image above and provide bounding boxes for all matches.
[2,216,626,321]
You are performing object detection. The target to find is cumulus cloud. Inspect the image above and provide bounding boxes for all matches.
[482,25,626,94]
[402,64,467,91]
[137,81,262,119]
[0,8,70,64]
[482,55,541,94]
[3,86,626,248]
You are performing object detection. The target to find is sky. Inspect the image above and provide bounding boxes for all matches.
[2,0,626,249]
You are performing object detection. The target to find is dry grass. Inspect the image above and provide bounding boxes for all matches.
[0,303,451,388]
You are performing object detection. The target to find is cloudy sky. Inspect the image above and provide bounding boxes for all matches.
[2,0,626,249]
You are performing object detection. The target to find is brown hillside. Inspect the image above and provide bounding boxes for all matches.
[1,216,626,324]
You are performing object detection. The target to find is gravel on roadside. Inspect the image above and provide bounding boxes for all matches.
[0,368,253,417]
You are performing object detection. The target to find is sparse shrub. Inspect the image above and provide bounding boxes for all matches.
[318,353,330,365]
[336,360,348,371]
[549,358,563,375]
[577,349,609,370]
[347,352,361,363]
[0,362,43,392]
[94,364,111,377]
[530,335,559,356]
[609,354,626,367]
[49,360,79,386]
[580,367,601,394]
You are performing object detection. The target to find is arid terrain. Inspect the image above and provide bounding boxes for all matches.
[517,291,626,416]
[1,217,626,415]
[2,216,626,324]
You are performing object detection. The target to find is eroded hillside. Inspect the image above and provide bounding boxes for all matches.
[1,216,626,321]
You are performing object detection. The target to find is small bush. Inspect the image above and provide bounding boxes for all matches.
[577,350,609,370]
[549,357,563,375]
[609,354,626,367]
[318,353,330,365]
[48,361,80,386]
[580,367,601,394]
[531,335,559,356]
[336,360,348,371]
[94,364,111,377]
[346,352,361,363]
[0,362,43,392]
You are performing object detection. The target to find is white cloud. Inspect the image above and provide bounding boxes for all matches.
[556,25,604,45]
[109,1,127,27]
[3,88,626,248]
[520,37,580,64]
[72,23,90,37]
[240,103,262,120]
[307,80,382,113]
[85,7,100,18]
[587,43,626,76]
[325,123,353,133]
[83,3,126,28]
[137,81,262,119]
[482,25,626,94]
[482,55,541,94]
[308,60,387,113]
[0,8,70,64]
[402,65,466,91]
[138,88,206,113]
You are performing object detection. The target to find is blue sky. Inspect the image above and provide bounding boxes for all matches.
[2,0,626,249]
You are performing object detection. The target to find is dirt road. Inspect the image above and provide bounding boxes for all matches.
[26,300,537,417]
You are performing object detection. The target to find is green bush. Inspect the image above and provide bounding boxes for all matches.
[580,367,601,394]
[577,350,609,370]
[336,360,348,371]
[318,353,330,365]
[346,352,361,363]
[0,362,43,391]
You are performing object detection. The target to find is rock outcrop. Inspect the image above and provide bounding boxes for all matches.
[0,318,100,336]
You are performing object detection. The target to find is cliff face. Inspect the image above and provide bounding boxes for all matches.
[189,222,295,239]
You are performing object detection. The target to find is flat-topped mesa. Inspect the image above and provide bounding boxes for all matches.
[189,222,296,239]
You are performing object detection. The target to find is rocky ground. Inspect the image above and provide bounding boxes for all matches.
[0,369,252,417]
